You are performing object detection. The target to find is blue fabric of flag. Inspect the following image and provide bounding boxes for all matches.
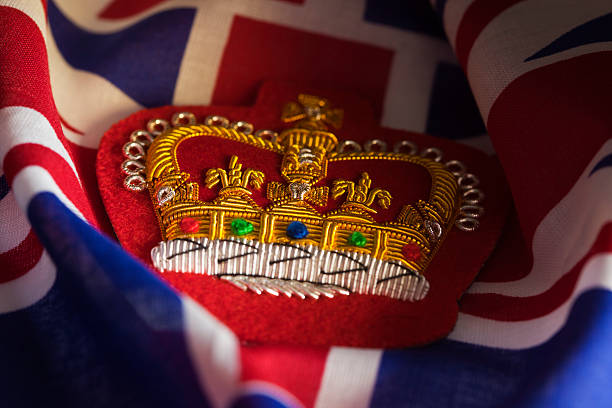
[0,193,209,408]
[48,1,195,107]
[526,13,612,61]
[371,290,612,407]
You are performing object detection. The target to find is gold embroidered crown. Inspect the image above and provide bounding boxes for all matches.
[121,95,484,301]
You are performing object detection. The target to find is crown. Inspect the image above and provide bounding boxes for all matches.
[120,95,484,301]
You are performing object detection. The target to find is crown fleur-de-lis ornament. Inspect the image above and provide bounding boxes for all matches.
[331,172,392,216]
[205,155,265,197]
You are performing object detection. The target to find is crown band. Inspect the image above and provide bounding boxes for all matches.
[151,237,429,301]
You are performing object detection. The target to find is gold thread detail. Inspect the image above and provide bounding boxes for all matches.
[144,95,461,276]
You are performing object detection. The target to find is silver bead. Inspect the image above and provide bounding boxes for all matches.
[445,160,466,177]
[458,173,480,190]
[254,129,279,143]
[424,220,442,241]
[156,186,175,206]
[460,205,484,219]
[455,217,479,232]
[420,147,443,162]
[364,139,387,152]
[204,115,229,128]
[230,121,254,135]
[130,130,153,147]
[124,175,146,191]
[121,159,145,176]
[147,118,170,136]
[393,140,418,155]
[171,112,197,127]
[336,140,362,153]
[462,188,484,205]
[122,141,146,160]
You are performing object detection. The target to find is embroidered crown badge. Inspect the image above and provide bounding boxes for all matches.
[120,95,484,302]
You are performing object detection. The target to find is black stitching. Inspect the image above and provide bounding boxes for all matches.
[320,251,368,275]
[166,238,208,260]
[269,242,313,265]
[376,264,421,285]
[216,239,259,263]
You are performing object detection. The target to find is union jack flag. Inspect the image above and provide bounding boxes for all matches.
[2,0,612,407]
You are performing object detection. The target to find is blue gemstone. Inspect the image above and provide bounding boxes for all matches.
[286,221,309,239]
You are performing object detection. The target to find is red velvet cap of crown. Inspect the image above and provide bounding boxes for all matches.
[96,82,510,348]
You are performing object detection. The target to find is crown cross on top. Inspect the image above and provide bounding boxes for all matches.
[281,94,343,130]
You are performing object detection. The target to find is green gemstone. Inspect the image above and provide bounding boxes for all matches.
[348,231,367,247]
[231,218,254,236]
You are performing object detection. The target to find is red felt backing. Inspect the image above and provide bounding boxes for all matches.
[96,82,510,347]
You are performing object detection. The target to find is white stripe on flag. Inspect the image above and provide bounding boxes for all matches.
[314,347,382,408]
[451,253,612,349]
[45,31,143,149]
[181,296,240,408]
[172,1,232,106]
[469,139,612,297]
[381,39,456,135]
[0,190,30,253]
[442,0,476,49]
[0,106,80,183]
[0,250,56,313]
[465,0,612,121]
[12,166,86,221]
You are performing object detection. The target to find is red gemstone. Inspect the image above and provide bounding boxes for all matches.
[179,217,199,233]
[402,243,422,261]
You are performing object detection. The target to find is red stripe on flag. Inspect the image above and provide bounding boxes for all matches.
[0,6,63,140]
[0,6,86,191]
[240,345,329,408]
[212,16,393,119]
[461,223,612,321]
[487,52,612,240]
[98,0,168,19]
[0,6,100,225]
[461,53,612,321]
[0,229,43,283]
[3,144,95,223]
[455,0,526,67]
